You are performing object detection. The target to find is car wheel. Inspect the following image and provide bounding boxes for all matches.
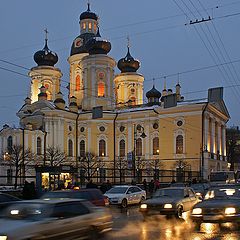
[140,196,145,204]
[176,206,183,219]
[121,198,128,208]
[88,226,99,240]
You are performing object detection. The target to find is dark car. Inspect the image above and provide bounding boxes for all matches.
[139,187,200,219]
[0,192,21,211]
[191,183,209,199]
[191,186,240,230]
[0,199,112,240]
[41,188,109,206]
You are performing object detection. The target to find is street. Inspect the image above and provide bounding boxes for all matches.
[106,205,240,240]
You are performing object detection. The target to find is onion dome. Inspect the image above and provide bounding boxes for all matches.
[146,85,161,99]
[117,47,140,73]
[80,3,98,21]
[85,28,111,55]
[34,38,58,66]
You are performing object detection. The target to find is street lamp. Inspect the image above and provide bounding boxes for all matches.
[133,124,146,181]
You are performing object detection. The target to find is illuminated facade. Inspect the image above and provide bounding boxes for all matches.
[0,4,230,187]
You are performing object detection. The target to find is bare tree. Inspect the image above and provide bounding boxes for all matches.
[79,152,104,181]
[0,145,34,189]
[45,146,68,167]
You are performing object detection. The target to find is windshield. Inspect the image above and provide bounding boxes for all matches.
[2,203,50,221]
[153,189,184,198]
[106,187,128,194]
[205,188,240,200]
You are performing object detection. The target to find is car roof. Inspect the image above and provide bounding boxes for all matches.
[158,187,187,190]
[13,198,85,204]
[113,185,137,188]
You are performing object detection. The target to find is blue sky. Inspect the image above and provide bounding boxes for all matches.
[0,0,240,127]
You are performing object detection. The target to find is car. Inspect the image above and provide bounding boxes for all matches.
[190,183,209,199]
[41,188,109,207]
[104,185,146,208]
[191,186,240,231]
[139,187,200,219]
[0,198,113,240]
[0,192,21,211]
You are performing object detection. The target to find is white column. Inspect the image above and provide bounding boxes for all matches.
[32,134,35,153]
[204,116,209,151]
[211,119,215,153]
[217,124,221,155]
[145,124,150,158]
[127,123,132,153]
[87,127,91,152]
[53,120,57,147]
[222,126,226,156]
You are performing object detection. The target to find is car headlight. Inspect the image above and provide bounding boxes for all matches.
[0,236,8,240]
[192,208,202,215]
[225,207,236,215]
[164,204,172,209]
[140,204,147,209]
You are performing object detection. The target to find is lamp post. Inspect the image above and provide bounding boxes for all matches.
[133,124,146,180]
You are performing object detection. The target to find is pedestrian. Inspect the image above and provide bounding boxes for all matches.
[154,179,160,191]
[142,179,148,191]
[148,179,154,196]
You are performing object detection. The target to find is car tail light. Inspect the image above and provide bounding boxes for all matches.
[104,196,110,206]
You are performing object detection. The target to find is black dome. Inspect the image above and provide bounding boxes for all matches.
[146,85,161,98]
[85,28,111,55]
[117,47,140,73]
[34,40,58,66]
[80,3,98,21]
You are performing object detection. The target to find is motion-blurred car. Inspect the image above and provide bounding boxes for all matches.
[0,192,21,211]
[104,185,146,208]
[0,199,112,240]
[140,187,200,219]
[41,188,109,206]
[191,183,209,199]
[191,186,240,230]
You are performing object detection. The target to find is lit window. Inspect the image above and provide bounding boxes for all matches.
[37,137,42,155]
[76,75,80,91]
[98,82,105,97]
[119,139,125,157]
[94,23,97,32]
[99,139,106,157]
[68,139,73,156]
[153,137,159,155]
[83,22,86,29]
[176,135,183,154]
[88,22,92,30]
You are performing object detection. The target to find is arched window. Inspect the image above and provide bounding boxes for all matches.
[176,135,183,154]
[119,139,125,157]
[80,140,85,157]
[99,139,106,157]
[98,82,105,97]
[76,75,80,91]
[37,137,42,155]
[136,138,142,156]
[129,97,136,106]
[153,137,159,155]
[7,136,13,154]
[68,139,73,157]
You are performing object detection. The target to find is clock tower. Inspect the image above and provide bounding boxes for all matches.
[68,3,98,108]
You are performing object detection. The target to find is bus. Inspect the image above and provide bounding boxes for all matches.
[209,171,235,184]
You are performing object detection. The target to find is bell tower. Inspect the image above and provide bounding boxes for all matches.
[29,29,62,103]
[114,39,144,107]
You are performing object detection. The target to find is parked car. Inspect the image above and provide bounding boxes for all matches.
[41,188,109,206]
[0,192,21,211]
[0,199,112,240]
[139,187,200,219]
[191,186,240,230]
[104,185,146,208]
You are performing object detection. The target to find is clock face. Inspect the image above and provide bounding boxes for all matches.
[74,38,83,48]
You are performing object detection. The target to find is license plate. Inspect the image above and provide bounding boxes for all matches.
[203,215,221,221]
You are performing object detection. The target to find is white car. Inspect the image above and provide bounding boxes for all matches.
[104,185,146,208]
[0,199,112,240]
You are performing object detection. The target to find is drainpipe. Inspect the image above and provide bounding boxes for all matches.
[113,112,119,184]
[201,103,208,180]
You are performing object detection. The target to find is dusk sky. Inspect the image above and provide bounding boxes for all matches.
[0,0,240,127]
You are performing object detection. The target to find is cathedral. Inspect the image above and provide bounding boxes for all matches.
[0,4,230,189]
